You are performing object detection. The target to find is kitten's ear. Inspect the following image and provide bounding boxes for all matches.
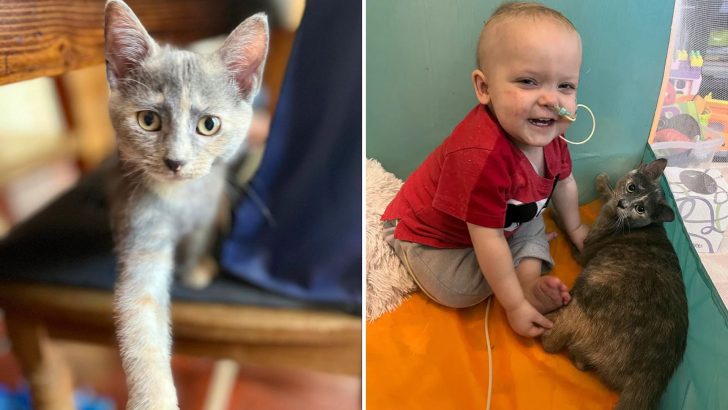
[656,202,675,222]
[643,158,668,180]
[217,13,269,101]
[104,0,156,87]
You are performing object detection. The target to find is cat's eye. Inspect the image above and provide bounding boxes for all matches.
[626,183,636,193]
[635,204,645,214]
[137,111,161,131]
[197,116,221,136]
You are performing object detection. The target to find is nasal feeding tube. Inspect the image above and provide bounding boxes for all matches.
[551,104,577,122]
[550,103,596,145]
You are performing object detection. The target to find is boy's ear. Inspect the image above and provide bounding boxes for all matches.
[471,69,490,105]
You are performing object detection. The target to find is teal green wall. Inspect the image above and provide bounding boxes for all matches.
[366,0,675,202]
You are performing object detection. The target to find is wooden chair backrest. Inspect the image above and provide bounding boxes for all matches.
[0,0,236,86]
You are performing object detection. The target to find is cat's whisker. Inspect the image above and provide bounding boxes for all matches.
[613,214,627,235]
[603,213,620,233]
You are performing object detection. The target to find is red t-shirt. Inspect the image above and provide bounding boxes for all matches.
[381,104,572,248]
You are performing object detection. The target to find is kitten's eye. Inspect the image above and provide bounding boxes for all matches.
[626,183,636,193]
[137,111,161,131]
[197,116,221,136]
[635,204,645,214]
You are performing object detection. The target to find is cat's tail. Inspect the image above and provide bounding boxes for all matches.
[615,375,667,410]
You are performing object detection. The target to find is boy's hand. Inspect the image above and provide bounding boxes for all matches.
[567,223,589,252]
[504,300,553,337]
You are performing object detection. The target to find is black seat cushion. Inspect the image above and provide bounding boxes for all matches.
[0,165,359,315]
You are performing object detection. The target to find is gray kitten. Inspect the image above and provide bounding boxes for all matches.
[541,159,688,410]
[104,0,268,408]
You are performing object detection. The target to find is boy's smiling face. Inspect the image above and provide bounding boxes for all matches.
[472,17,582,150]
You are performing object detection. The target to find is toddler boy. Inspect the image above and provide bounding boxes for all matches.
[382,2,589,337]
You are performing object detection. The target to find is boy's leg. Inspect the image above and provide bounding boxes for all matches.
[515,258,569,313]
[509,217,570,313]
[383,220,491,308]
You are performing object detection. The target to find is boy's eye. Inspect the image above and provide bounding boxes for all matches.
[517,78,537,86]
[635,204,645,214]
[559,82,576,91]
[626,183,636,193]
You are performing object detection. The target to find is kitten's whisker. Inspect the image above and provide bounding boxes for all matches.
[613,214,627,235]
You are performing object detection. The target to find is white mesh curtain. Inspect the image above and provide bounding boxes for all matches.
[650,0,728,164]
[674,0,728,99]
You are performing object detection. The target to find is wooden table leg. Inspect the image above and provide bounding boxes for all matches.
[5,311,75,410]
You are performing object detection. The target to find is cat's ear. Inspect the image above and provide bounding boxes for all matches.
[217,13,269,101]
[104,0,156,87]
[643,158,668,181]
[656,202,675,222]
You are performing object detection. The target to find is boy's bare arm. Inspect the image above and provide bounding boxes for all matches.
[467,223,553,337]
[552,173,588,251]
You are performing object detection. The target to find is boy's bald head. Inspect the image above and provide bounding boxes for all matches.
[476,2,578,71]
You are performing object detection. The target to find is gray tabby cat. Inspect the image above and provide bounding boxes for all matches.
[541,159,688,410]
[104,1,268,408]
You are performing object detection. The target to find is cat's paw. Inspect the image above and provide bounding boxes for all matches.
[595,172,609,187]
[181,256,217,289]
[127,392,179,410]
[595,173,612,200]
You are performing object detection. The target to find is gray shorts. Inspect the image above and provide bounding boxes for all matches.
[383,217,554,308]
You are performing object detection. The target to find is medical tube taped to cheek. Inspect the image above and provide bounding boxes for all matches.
[557,103,596,145]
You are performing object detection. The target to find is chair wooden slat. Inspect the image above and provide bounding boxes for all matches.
[0,0,234,86]
[0,283,362,375]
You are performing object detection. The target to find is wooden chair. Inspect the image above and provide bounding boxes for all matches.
[0,1,361,409]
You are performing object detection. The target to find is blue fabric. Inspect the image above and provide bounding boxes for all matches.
[221,0,362,308]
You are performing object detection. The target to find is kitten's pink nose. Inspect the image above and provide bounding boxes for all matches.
[164,158,185,173]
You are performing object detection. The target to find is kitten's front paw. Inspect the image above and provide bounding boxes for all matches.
[127,396,179,410]
[181,256,217,289]
[126,379,179,409]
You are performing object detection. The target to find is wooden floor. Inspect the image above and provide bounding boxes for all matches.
[0,312,361,410]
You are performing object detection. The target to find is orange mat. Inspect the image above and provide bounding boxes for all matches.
[366,202,619,409]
